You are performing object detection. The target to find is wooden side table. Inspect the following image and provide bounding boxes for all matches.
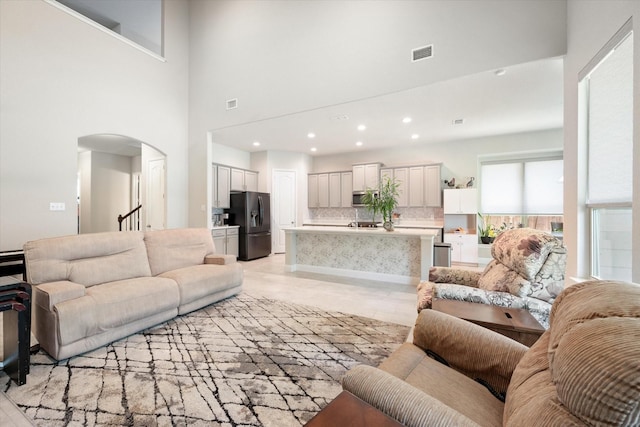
[432,299,545,346]
[305,391,403,427]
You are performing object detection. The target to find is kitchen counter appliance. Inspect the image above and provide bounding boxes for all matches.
[227,192,271,261]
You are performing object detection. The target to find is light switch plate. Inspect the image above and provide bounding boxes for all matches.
[49,202,66,211]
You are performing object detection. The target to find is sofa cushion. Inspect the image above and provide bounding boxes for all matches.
[144,228,216,276]
[529,249,566,302]
[159,263,243,308]
[24,231,151,286]
[379,343,504,426]
[478,260,531,296]
[491,228,564,281]
[55,277,179,346]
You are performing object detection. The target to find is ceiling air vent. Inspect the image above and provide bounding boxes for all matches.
[226,98,238,110]
[412,44,433,62]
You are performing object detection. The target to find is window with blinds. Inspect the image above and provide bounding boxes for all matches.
[583,29,633,281]
[480,157,563,215]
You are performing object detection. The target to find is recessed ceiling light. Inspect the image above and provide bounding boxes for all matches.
[402,117,412,124]
[310,147,317,152]
[253,141,260,146]
[356,141,363,146]
[307,132,316,139]
[494,69,506,76]
[357,124,366,131]
[411,134,419,140]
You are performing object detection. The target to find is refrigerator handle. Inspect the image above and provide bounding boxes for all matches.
[258,195,263,227]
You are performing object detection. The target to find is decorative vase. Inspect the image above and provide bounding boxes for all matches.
[383,221,394,232]
[481,236,494,244]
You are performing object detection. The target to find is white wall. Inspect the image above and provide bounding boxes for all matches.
[564,0,640,283]
[0,0,189,250]
[90,152,131,233]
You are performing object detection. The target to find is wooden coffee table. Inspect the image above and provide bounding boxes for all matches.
[432,299,545,346]
[304,391,403,427]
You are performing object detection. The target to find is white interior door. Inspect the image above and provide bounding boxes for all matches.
[147,158,166,230]
[272,169,296,254]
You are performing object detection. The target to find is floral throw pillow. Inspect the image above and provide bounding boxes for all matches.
[478,260,532,297]
[491,228,564,281]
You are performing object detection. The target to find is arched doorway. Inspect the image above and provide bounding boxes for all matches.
[77,134,166,233]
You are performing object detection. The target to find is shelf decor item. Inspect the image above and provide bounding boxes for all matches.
[362,176,400,231]
[478,213,496,243]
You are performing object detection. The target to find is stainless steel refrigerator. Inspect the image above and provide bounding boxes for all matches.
[227,192,271,261]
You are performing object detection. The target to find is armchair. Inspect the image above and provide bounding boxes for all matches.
[343,280,640,426]
[417,228,566,328]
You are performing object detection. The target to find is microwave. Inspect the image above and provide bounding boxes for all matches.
[352,191,378,207]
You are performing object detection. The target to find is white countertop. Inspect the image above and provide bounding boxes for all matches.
[285,225,439,237]
[211,225,240,229]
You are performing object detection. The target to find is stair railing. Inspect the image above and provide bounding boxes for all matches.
[118,204,142,231]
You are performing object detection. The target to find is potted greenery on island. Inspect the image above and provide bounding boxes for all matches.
[361,176,400,231]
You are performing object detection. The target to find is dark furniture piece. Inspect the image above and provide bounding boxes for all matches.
[305,391,404,427]
[0,276,31,385]
[0,250,26,281]
[432,298,545,346]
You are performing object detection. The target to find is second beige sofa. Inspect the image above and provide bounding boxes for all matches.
[24,228,243,360]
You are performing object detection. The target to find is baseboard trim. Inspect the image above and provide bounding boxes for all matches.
[288,264,417,285]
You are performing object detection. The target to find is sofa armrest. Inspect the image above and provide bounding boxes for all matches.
[33,281,85,312]
[429,267,481,287]
[413,309,528,395]
[204,254,237,265]
[342,365,481,427]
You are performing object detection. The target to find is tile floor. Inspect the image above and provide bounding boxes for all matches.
[1,254,471,425]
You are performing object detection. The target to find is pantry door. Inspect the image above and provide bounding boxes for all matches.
[272,170,296,253]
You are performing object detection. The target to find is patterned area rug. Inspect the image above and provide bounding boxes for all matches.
[1,293,409,426]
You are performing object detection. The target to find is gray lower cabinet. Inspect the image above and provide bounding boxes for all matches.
[211,227,239,258]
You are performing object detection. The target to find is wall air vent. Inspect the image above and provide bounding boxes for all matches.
[412,44,433,62]
[226,98,238,110]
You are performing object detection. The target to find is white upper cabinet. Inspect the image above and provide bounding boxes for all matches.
[408,167,423,207]
[424,165,442,207]
[308,174,319,208]
[444,188,477,214]
[364,163,381,189]
[308,173,329,208]
[230,168,244,191]
[212,165,231,208]
[340,172,353,207]
[317,173,329,207]
[231,168,259,192]
[244,171,258,192]
[353,163,381,191]
[329,173,342,208]
[378,164,440,208]
[352,165,366,192]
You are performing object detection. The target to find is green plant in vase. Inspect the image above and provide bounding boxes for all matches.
[477,213,497,243]
[362,176,400,231]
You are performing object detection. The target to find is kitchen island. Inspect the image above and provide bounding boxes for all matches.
[284,226,439,284]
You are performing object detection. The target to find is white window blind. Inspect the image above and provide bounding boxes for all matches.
[587,34,633,205]
[481,158,563,215]
[481,163,523,214]
[524,160,563,214]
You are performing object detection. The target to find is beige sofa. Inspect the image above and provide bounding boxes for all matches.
[23,228,243,360]
[343,280,640,426]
